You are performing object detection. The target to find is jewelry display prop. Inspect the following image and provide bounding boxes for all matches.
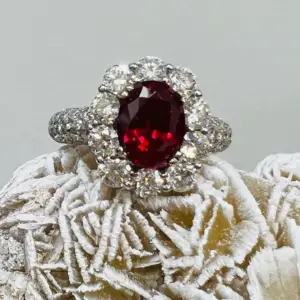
[0,146,299,300]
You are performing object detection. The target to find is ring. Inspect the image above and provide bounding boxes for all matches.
[49,56,232,197]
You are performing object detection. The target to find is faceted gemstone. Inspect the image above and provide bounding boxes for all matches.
[134,56,165,80]
[186,96,210,130]
[92,92,119,121]
[114,81,187,169]
[169,67,196,92]
[102,65,130,94]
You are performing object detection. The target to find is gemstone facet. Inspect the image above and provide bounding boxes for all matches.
[168,67,196,93]
[134,56,166,81]
[91,93,119,124]
[102,65,130,94]
[114,81,187,169]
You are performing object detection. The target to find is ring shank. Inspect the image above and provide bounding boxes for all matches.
[49,107,232,154]
[48,107,90,144]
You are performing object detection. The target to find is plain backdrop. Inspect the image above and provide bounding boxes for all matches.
[0,1,300,187]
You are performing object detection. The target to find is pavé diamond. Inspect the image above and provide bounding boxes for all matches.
[180,143,197,159]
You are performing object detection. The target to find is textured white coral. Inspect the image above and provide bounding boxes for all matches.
[0,146,300,299]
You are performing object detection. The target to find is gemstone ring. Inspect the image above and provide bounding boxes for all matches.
[49,56,232,197]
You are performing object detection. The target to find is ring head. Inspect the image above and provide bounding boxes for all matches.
[86,56,231,197]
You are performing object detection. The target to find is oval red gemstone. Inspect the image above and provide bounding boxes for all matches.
[114,81,187,169]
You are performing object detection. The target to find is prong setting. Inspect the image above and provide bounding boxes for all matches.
[87,56,232,197]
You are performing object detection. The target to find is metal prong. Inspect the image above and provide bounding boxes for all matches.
[129,63,139,71]
[126,84,134,92]
[119,90,129,98]
[201,127,209,135]
[98,85,107,92]
[165,64,174,72]
[193,89,203,97]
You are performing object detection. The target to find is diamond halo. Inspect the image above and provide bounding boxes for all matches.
[87,56,231,197]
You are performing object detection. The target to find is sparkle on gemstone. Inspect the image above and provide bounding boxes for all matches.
[114,81,187,169]
[102,65,129,93]
[186,96,211,130]
[92,93,119,121]
[134,57,165,80]
[180,144,197,159]
[169,67,196,91]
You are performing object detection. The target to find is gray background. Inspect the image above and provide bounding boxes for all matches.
[0,1,300,187]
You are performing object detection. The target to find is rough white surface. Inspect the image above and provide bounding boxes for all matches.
[0,146,300,299]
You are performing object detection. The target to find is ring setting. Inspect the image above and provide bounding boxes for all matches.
[49,56,232,197]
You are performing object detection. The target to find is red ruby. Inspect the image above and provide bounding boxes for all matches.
[114,81,187,169]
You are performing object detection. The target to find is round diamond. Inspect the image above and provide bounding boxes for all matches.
[94,140,117,161]
[185,116,232,156]
[91,93,119,123]
[187,113,201,130]
[167,166,195,192]
[187,111,209,131]
[134,56,166,80]
[173,174,195,192]
[98,163,109,177]
[88,124,124,163]
[114,81,187,169]
[102,65,130,94]
[104,161,132,188]
[185,96,210,130]
[185,131,211,156]
[206,117,232,153]
[153,170,171,192]
[169,67,196,93]
[98,125,118,141]
[135,170,158,198]
[180,143,197,159]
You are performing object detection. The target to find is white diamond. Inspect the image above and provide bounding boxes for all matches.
[153,171,171,192]
[88,124,124,163]
[102,65,130,94]
[187,112,209,130]
[185,96,210,130]
[135,170,158,198]
[187,113,202,130]
[153,174,164,186]
[180,144,197,159]
[91,93,119,123]
[173,174,195,192]
[89,128,101,142]
[185,131,211,156]
[104,161,132,189]
[167,166,195,193]
[134,56,166,80]
[169,67,196,92]
[104,168,122,188]
[99,125,118,140]
[205,116,232,153]
[95,141,116,160]
[188,96,210,113]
